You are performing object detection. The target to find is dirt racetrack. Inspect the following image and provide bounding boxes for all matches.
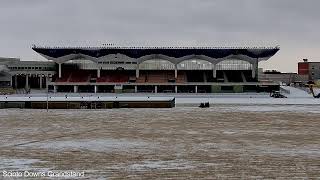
[0,105,319,179]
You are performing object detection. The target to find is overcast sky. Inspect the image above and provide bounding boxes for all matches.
[0,0,319,72]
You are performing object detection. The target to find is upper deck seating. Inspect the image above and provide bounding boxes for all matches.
[69,71,91,82]
[97,72,129,83]
[55,73,71,82]
[147,72,167,83]
[136,71,177,83]
[129,76,137,83]
[186,71,204,82]
[136,73,147,83]
[224,71,243,82]
[176,71,187,83]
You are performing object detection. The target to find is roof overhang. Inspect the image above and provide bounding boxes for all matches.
[32,46,280,64]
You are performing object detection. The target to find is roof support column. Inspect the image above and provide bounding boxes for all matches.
[45,76,48,92]
[25,74,29,89]
[252,59,258,79]
[97,68,101,78]
[74,85,78,93]
[213,64,217,78]
[53,85,57,93]
[14,75,18,89]
[174,64,178,79]
[39,75,42,89]
[10,75,13,87]
[58,63,62,78]
[136,64,139,78]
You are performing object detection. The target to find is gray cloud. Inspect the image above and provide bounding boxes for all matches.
[0,0,319,72]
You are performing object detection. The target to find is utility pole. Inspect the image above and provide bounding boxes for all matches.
[46,84,49,112]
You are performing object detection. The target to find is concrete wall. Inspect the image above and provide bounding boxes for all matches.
[259,73,309,84]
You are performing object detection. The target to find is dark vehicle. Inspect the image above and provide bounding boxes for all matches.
[270,91,287,98]
[199,102,210,108]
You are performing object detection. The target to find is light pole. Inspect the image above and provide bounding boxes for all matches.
[46,84,49,112]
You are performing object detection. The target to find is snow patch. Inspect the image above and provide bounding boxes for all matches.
[20,139,157,153]
[128,160,195,171]
[256,145,320,157]
[0,157,48,171]
[280,86,311,98]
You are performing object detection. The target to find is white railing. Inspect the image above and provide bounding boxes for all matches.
[64,59,253,71]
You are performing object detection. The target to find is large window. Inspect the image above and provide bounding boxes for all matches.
[216,60,252,70]
[178,60,213,70]
[139,59,175,70]
[65,60,97,69]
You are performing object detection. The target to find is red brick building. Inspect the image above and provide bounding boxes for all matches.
[298,59,320,81]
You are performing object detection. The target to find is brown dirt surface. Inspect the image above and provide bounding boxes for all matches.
[0,106,319,179]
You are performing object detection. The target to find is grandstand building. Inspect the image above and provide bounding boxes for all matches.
[0,46,280,94]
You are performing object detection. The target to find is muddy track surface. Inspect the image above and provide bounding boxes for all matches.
[0,106,319,179]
